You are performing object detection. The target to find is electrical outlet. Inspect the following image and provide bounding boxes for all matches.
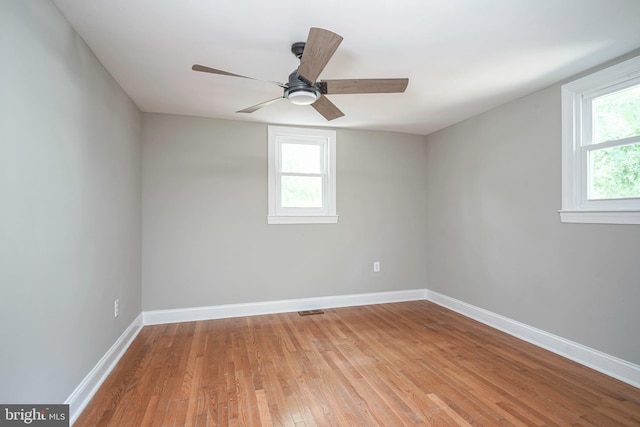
[373,261,380,272]
[114,299,119,318]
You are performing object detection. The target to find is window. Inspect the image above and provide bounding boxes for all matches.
[560,55,640,224]
[267,126,337,224]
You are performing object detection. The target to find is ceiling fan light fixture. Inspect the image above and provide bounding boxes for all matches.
[286,89,320,105]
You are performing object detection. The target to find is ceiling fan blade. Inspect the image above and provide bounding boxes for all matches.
[297,28,343,85]
[192,64,287,88]
[322,78,409,94]
[236,96,284,113]
[311,96,344,121]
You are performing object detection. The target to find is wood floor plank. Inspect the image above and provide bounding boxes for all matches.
[255,389,273,427]
[74,301,640,426]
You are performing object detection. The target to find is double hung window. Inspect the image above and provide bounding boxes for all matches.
[560,55,640,224]
[267,126,337,224]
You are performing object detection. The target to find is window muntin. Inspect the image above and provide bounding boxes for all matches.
[267,126,337,224]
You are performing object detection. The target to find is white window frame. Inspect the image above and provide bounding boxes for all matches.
[560,55,640,225]
[267,125,338,225]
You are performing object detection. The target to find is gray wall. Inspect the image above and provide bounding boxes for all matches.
[142,114,428,310]
[0,1,142,403]
[424,83,640,364]
[2,0,638,407]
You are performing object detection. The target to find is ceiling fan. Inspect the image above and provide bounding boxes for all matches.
[192,27,409,121]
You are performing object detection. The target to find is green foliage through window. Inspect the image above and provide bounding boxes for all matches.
[589,83,640,199]
[281,176,322,208]
[590,143,640,199]
[593,85,640,143]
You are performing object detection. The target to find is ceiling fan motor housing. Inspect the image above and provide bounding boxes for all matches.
[284,69,321,105]
[291,42,306,59]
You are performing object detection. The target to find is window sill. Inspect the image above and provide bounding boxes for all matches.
[558,210,640,225]
[267,215,339,225]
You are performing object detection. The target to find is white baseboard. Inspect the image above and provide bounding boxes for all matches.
[65,314,143,426]
[143,289,427,325]
[67,288,639,426]
[425,289,640,389]
[65,290,423,424]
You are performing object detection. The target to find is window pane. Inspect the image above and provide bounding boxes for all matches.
[589,142,640,199]
[281,176,323,208]
[281,143,322,173]
[592,84,640,144]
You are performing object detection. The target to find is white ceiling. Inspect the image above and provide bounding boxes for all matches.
[52,0,640,135]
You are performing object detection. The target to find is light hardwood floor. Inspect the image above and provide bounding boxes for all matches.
[75,301,640,426]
